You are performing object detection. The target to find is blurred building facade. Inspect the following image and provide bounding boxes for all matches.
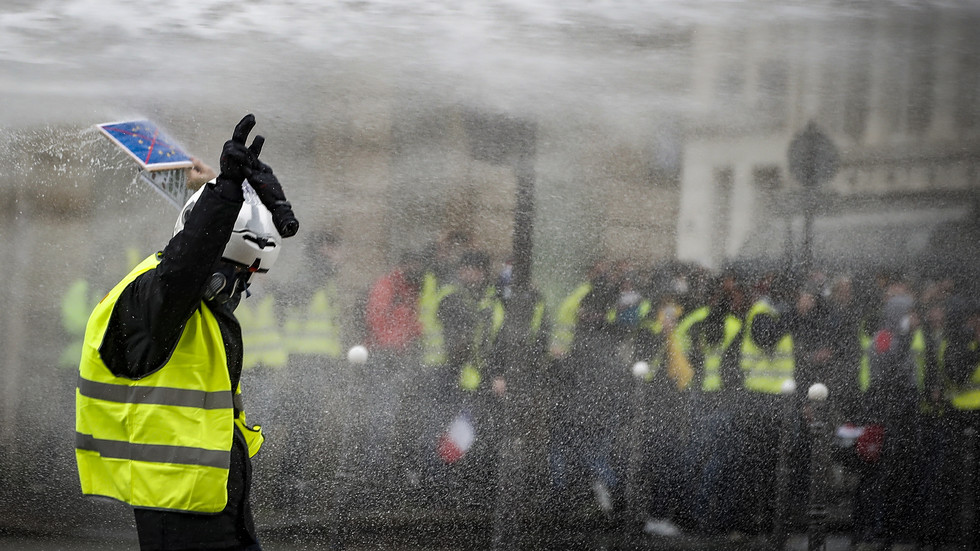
[677,7,980,272]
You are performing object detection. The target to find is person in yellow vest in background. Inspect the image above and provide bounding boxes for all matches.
[433,250,501,505]
[60,279,101,370]
[857,280,922,546]
[911,278,958,548]
[75,114,300,551]
[405,235,469,492]
[487,254,551,434]
[682,271,747,536]
[234,279,288,512]
[550,259,630,516]
[545,264,598,513]
[59,248,144,370]
[731,271,796,535]
[273,230,346,510]
[942,286,980,547]
[631,262,706,533]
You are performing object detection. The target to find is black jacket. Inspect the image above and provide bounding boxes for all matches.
[97,176,261,551]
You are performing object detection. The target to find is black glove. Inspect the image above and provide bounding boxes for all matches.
[219,114,263,184]
[248,160,299,238]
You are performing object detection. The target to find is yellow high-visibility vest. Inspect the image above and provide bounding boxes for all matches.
[951,340,980,411]
[549,282,592,358]
[858,322,872,392]
[75,254,263,513]
[459,287,505,391]
[700,315,744,392]
[238,294,287,370]
[60,279,100,369]
[419,272,457,366]
[740,300,795,394]
[674,306,709,354]
[283,284,342,359]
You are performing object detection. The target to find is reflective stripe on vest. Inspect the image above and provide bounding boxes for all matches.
[75,254,248,513]
[741,300,795,394]
[283,285,342,358]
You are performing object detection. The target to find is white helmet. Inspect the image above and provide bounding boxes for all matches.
[174,182,282,273]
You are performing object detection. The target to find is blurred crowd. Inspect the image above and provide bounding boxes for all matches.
[62,229,980,546]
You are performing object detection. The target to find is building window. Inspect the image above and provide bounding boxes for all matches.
[907,13,937,135]
[757,60,788,123]
[754,165,782,193]
[844,35,872,141]
[955,43,979,133]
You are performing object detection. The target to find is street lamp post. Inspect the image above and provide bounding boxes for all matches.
[787,121,839,274]
[463,110,539,550]
[806,383,831,551]
[772,379,798,549]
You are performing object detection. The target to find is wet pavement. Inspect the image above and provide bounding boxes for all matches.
[0,532,867,551]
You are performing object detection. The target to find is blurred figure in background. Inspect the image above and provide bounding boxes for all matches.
[407,233,473,495]
[633,263,701,534]
[912,278,956,548]
[279,230,346,508]
[942,283,980,547]
[731,271,796,534]
[855,279,920,546]
[434,249,501,506]
[358,250,426,500]
[684,271,747,536]
[549,260,627,516]
[822,274,864,421]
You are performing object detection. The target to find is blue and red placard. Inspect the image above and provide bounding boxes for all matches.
[97,120,193,171]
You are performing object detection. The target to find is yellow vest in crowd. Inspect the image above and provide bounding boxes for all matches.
[283,283,342,359]
[672,306,743,392]
[950,340,980,411]
[75,254,263,513]
[459,287,505,390]
[740,300,795,394]
[703,316,743,392]
[550,282,592,358]
[238,294,288,370]
[419,271,456,367]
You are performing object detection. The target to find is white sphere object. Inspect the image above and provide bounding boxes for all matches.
[780,379,797,395]
[632,361,650,379]
[808,382,829,401]
[347,345,368,364]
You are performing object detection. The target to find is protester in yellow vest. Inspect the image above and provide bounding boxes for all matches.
[420,269,457,368]
[75,115,299,550]
[681,273,747,535]
[731,273,796,535]
[60,278,99,369]
[943,293,980,545]
[284,230,344,361]
[439,251,502,392]
[238,292,288,371]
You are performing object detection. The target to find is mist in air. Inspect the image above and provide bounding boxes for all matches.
[1,0,978,548]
